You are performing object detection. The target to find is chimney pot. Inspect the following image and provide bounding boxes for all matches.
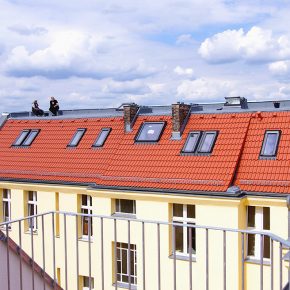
[171,103,191,140]
[123,103,139,132]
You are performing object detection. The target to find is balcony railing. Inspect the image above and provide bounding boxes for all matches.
[0,211,290,290]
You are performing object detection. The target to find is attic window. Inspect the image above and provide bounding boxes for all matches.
[260,130,280,157]
[92,128,111,147]
[135,122,166,142]
[182,131,218,154]
[68,128,86,147]
[12,129,40,146]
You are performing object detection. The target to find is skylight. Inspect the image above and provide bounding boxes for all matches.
[182,131,218,154]
[135,122,166,142]
[92,128,111,147]
[12,129,40,147]
[260,130,280,157]
[68,128,86,147]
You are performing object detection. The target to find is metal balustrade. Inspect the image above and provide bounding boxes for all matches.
[0,211,290,290]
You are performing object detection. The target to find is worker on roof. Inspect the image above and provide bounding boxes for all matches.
[32,100,44,117]
[49,96,59,116]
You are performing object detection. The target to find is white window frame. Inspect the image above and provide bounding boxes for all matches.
[247,206,270,260]
[116,242,137,286]
[2,189,11,229]
[115,199,136,215]
[172,204,196,256]
[82,276,94,290]
[28,191,38,231]
[81,195,93,239]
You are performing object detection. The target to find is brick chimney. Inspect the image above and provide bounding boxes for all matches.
[172,102,191,140]
[123,103,139,132]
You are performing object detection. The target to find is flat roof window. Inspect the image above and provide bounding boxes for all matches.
[12,129,40,146]
[92,128,111,147]
[68,128,86,147]
[260,130,280,157]
[197,131,218,153]
[135,122,165,142]
[182,132,201,153]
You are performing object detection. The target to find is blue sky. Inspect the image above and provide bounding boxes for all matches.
[1,0,290,112]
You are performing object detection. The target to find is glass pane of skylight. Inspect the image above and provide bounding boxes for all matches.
[136,122,165,142]
[262,132,279,156]
[68,129,86,147]
[22,130,39,146]
[13,130,30,146]
[182,132,200,153]
[93,128,111,147]
[198,132,217,153]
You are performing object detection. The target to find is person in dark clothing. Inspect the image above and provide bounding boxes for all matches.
[49,96,59,116]
[32,100,44,116]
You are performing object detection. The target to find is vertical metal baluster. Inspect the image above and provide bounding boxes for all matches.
[76,215,80,290]
[41,215,46,290]
[206,228,209,290]
[128,220,131,290]
[101,217,104,290]
[18,221,23,290]
[142,222,146,290]
[223,230,226,290]
[242,233,245,290]
[6,224,10,290]
[260,234,264,290]
[114,219,118,290]
[31,217,35,290]
[64,214,68,290]
[271,238,273,290]
[288,245,290,290]
[280,242,282,290]
[88,216,92,290]
[52,212,56,290]
[157,223,161,290]
[172,225,176,290]
[189,226,193,290]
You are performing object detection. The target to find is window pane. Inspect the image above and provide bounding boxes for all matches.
[175,223,183,253]
[28,191,34,201]
[187,226,196,254]
[247,234,255,256]
[3,189,8,199]
[68,129,86,146]
[136,122,165,142]
[122,249,127,274]
[82,195,87,206]
[247,206,255,227]
[264,236,270,259]
[93,129,110,147]
[187,205,195,218]
[13,130,30,146]
[22,130,39,146]
[183,132,200,153]
[263,207,270,230]
[117,200,135,214]
[3,202,9,221]
[198,132,216,153]
[262,132,279,156]
[173,204,183,217]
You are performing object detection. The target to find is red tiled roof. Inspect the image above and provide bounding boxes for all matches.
[0,111,289,194]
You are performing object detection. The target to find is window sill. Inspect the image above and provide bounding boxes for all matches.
[245,257,271,265]
[169,254,196,262]
[25,230,38,235]
[112,213,137,219]
[113,282,137,290]
[79,236,94,242]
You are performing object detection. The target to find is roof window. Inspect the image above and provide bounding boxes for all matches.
[68,128,86,147]
[182,131,218,154]
[12,129,40,146]
[92,128,111,147]
[135,122,166,143]
[260,130,280,158]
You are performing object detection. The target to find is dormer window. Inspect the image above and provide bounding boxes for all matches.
[92,128,111,147]
[68,128,86,147]
[12,129,40,146]
[260,130,280,158]
[135,122,166,143]
[182,131,218,154]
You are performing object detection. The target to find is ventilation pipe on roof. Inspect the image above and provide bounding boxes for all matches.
[171,102,192,140]
[273,101,280,109]
[123,103,140,132]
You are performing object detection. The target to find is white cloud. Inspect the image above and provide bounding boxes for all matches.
[176,34,195,45]
[174,66,194,78]
[269,60,290,77]
[102,80,151,95]
[199,26,290,63]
